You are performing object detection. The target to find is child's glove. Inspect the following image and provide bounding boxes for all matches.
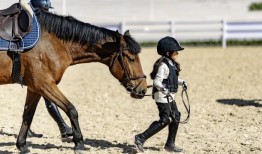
[182,81,188,90]
[160,88,169,95]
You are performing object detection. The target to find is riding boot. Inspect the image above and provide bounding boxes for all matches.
[164,117,184,152]
[27,129,43,138]
[44,98,73,138]
[134,121,168,153]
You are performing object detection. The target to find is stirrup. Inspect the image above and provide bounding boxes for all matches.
[8,36,24,52]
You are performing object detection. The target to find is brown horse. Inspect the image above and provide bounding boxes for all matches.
[0,10,147,153]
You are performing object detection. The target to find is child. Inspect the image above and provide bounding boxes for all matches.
[133,36,187,153]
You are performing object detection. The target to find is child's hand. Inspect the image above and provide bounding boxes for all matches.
[182,81,188,90]
[161,88,169,95]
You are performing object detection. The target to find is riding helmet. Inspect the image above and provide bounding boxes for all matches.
[30,0,53,10]
[157,36,184,56]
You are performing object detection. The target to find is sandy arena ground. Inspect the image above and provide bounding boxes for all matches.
[0,47,262,154]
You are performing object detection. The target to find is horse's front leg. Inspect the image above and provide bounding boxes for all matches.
[40,82,85,152]
[16,88,41,153]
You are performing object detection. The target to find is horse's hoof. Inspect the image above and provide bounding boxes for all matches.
[130,148,139,154]
[20,151,30,154]
[61,126,73,137]
[19,146,30,154]
[27,129,43,138]
[74,144,86,154]
[74,150,86,154]
[61,137,72,143]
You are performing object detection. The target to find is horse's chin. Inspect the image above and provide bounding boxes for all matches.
[130,93,144,99]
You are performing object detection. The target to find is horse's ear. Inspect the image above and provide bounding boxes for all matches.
[116,30,121,36]
[115,30,121,40]
[115,30,125,44]
[124,30,130,36]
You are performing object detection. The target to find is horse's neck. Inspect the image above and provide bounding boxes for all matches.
[66,43,113,66]
[42,31,114,66]
[65,44,97,65]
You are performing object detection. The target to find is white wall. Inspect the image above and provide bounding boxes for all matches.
[1,0,261,23]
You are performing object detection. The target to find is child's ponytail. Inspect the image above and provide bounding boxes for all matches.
[150,57,164,79]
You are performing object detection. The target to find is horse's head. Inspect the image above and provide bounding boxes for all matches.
[108,30,147,99]
[36,11,147,98]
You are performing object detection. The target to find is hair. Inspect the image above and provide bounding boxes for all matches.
[37,11,141,54]
[150,56,181,79]
[123,35,141,54]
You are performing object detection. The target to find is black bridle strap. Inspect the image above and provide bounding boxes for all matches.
[166,90,190,124]
[110,46,146,85]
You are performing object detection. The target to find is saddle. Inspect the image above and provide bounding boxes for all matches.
[0,2,35,85]
[0,3,33,44]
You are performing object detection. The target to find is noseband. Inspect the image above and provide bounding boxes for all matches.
[110,45,146,86]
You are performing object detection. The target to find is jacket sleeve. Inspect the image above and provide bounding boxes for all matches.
[178,78,185,86]
[153,63,168,90]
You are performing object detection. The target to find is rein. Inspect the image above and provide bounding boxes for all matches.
[179,89,190,124]
[145,85,190,124]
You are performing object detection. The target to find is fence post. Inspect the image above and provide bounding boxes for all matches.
[170,20,176,38]
[222,19,227,48]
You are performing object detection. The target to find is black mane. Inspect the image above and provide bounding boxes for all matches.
[37,11,141,54]
[123,35,141,54]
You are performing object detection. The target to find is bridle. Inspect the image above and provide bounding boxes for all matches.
[109,44,146,88]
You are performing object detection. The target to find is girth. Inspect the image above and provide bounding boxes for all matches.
[10,51,24,85]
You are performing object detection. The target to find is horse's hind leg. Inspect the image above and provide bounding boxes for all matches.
[16,89,41,153]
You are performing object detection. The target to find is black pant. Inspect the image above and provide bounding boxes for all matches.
[156,101,180,123]
[135,101,181,143]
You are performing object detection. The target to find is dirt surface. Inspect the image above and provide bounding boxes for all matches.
[0,47,262,154]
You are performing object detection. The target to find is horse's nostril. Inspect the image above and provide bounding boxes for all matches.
[126,87,133,93]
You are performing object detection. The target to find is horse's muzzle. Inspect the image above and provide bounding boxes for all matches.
[127,86,147,99]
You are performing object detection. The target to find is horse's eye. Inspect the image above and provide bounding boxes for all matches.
[128,57,135,63]
[123,52,135,63]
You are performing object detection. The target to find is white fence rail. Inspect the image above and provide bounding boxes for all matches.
[97,20,262,48]
[223,21,262,48]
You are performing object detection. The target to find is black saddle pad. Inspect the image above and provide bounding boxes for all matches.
[0,14,40,51]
